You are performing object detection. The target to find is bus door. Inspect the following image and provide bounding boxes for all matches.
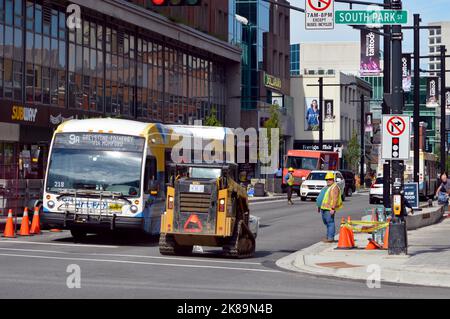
[143,155,164,234]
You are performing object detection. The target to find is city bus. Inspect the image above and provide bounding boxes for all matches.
[377,150,438,199]
[41,118,233,238]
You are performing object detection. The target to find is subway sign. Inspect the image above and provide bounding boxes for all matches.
[11,105,38,123]
[264,73,282,90]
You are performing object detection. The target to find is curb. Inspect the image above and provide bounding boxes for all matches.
[276,205,449,288]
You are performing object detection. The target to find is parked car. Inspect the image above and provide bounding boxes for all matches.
[300,170,346,202]
[369,177,384,204]
[339,170,356,197]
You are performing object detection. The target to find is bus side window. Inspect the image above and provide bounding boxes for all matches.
[144,156,158,194]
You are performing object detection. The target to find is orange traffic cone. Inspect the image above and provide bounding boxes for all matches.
[383,220,390,250]
[18,207,31,236]
[347,216,355,247]
[336,224,355,250]
[366,238,382,250]
[2,209,16,238]
[30,207,41,235]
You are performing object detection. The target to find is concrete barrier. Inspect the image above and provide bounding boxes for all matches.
[406,204,444,230]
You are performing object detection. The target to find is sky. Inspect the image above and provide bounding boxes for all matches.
[290,0,450,55]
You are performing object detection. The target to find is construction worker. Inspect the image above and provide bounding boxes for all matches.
[319,172,343,243]
[285,167,295,205]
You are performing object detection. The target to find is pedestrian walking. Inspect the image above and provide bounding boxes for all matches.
[317,172,343,243]
[285,167,295,205]
[435,172,450,210]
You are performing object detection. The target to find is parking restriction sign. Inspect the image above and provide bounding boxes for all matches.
[305,0,334,30]
[381,115,411,160]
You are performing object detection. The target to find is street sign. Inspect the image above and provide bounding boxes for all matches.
[335,10,408,25]
[404,183,419,209]
[305,0,334,30]
[381,115,410,160]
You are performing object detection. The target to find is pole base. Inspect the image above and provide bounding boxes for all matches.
[388,220,408,255]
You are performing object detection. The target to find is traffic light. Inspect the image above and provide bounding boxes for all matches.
[391,0,402,10]
[392,137,400,158]
[148,0,201,6]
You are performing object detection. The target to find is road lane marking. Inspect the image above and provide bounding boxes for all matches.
[0,253,282,273]
[0,240,119,249]
[0,247,262,266]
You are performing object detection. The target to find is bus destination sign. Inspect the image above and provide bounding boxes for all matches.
[53,133,145,152]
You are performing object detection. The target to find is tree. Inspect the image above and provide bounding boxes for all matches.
[263,104,281,151]
[344,129,360,173]
[204,106,222,127]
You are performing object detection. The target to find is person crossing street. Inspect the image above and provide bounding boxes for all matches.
[317,172,343,243]
[285,167,295,205]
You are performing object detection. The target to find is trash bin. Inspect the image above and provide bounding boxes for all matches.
[254,183,266,197]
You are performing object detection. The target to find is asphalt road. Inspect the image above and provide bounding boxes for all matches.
[1,193,450,299]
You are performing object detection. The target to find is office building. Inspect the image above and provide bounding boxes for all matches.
[0,0,241,181]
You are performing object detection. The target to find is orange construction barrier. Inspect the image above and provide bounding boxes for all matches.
[383,219,391,250]
[366,238,382,250]
[30,207,41,235]
[18,207,31,236]
[2,209,16,238]
[336,218,355,250]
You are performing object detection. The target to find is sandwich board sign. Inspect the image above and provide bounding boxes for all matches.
[305,0,334,30]
[381,115,411,160]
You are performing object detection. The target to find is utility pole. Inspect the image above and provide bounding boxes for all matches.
[382,0,391,207]
[388,0,408,255]
[319,77,324,150]
[360,94,365,186]
[441,45,447,173]
[413,14,421,184]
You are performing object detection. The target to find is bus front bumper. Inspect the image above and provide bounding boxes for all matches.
[41,211,144,231]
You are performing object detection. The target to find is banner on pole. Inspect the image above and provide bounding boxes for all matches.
[360,29,381,76]
[402,54,412,92]
[446,88,450,116]
[426,77,439,108]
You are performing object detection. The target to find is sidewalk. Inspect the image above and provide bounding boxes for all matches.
[277,205,450,288]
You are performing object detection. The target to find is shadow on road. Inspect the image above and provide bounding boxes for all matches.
[52,231,160,246]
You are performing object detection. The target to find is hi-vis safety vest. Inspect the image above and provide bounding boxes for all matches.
[287,173,295,186]
[320,183,343,211]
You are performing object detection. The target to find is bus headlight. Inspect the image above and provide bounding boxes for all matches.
[130,205,138,213]
[47,200,55,209]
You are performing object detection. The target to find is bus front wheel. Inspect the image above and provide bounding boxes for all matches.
[70,229,87,240]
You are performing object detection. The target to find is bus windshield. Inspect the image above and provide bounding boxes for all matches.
[46,133,145,196]
[286,156,319,170]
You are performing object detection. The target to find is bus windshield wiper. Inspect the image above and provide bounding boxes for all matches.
[56,189,132,204]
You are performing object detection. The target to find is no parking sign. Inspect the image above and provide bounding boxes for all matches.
[305,0,334,30]
[381,115,411,160]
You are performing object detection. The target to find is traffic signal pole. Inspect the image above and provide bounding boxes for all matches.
[383,0,392,208]
[413,14,421,184]
[388,0,408,255]
[440,45,447,173]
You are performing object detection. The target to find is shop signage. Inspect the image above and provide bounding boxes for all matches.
[11,105,38,123]
[264,73,282,90]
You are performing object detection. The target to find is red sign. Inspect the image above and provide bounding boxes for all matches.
[183,214,203,233]
[308,0,332,11]
[386,116,406,137]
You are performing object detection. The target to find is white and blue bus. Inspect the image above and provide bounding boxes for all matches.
[42,118,233,239]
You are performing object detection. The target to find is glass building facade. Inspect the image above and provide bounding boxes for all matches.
[236,0,269,109]
[0,0,238,180]
[290,43,300,76]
